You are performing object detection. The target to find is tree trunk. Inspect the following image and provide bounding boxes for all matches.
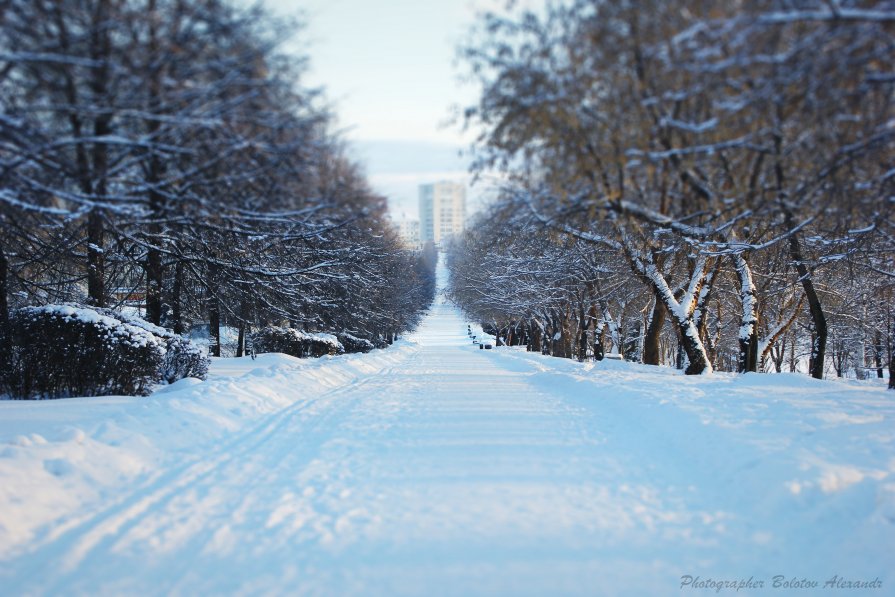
[236,323,245,358]
[875,328,884,379]
[577,306,589,362]
[557,313,572,359]
[86,2,111,308]
[787,229,827,379]
[678,320,711,375]
[0,241,8,360]
[529,321,541,353]
[855,295,868,380]
[733,254,759,373]
[86,209,105,307]
[236,297,251,357]
[593,322,605,361]
[207,261,221,358]
[889,320,894,390]
[208,298,220,358]
[666,301,712,375]
[618,233,713,374]
[623,320,641,362]
[789,336,798,373]
[145,231,163,325]
[771,337,785,373]
[171,260,184,335]
[642,296,666,365]
[548,317,558,356]
[777,117,826,379]
[143,0,165,326]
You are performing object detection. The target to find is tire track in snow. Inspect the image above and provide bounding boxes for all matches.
[7,360,411,595]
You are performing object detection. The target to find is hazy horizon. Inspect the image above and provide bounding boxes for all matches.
[261,0,546,220]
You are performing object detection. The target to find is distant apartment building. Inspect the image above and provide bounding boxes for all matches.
[418,181,466,245]
[396,218,421,249]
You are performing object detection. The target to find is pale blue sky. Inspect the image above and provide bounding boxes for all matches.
[262,0,543,219]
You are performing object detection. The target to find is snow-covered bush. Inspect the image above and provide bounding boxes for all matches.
[4,306,166,399]
[159,335,209,383]
[251,327,344,358]
[95,309,209,384]
[1,306,209,399]
[337,332,375,354]
[371,334,393,349]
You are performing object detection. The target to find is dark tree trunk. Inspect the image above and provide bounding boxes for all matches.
[544,317,557,356]
[86,209,105,307]
[171,260,184,334]
[642,297,666,365]
[207,261,221,358]
[145,231,163,325]
[889,320,894,390]
[776,117,826,379]
[529,322,541,353]
[800,275,827,379]
[578,311,589,362]
[0,241,8,358]
[874,328,884,379]
[86,3,111,308]
[551,314,569,358]
[593,323,605,361]
[739,332,760,374]
[624,320,641,362]
[208,299,221,358]
[772,337,786,373]
[144,164,165,325]
[236,297,250,358]
[784,221,827,378]
[236,324,245,358]
[143,0,165,326]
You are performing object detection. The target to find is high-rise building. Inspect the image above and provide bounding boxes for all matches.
[418,181,466,245]
[396,218,421,249]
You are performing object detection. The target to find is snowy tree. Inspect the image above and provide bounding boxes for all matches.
[456,0,894,378]
[1,0,437,379]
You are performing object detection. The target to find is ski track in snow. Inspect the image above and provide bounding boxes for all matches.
[1,265,894,596]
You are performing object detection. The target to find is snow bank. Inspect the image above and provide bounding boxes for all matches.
[0,341,414,559]
[478,345,894,589]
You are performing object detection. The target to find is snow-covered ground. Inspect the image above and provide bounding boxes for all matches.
[1,265,893,596]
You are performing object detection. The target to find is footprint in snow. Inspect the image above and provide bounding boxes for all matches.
[43,458,76,477]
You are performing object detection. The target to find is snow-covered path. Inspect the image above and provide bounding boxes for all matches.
[7,297,640,595]
[2,266,893,596]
